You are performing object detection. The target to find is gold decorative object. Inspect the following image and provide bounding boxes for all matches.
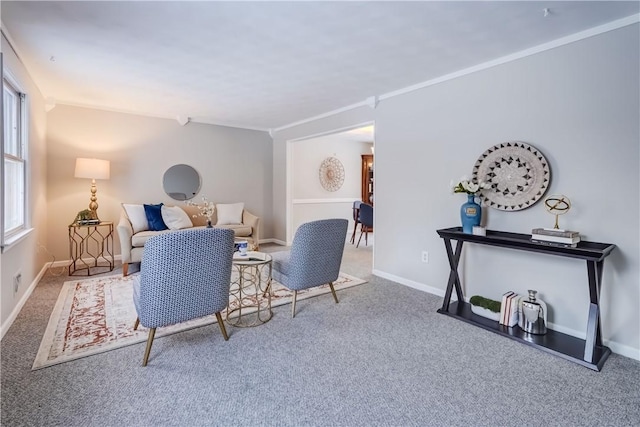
[544,194,571,229]
[319,157,345,192]
[71,209,93,226]
[74,158,110,221]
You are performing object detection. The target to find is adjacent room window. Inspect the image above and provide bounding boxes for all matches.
[3,78,26,241]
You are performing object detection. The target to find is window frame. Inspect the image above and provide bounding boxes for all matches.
[1,58,30,250]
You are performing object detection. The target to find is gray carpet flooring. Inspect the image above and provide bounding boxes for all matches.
[2,242,639,426]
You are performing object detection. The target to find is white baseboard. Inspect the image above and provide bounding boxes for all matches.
[372,268,640,362]
[544,322,638,360]
[372,269,444,297]
[1,255,123,340]
[48,254,122,269]
[260,238,286,246]
[0,262,49,340]
[605,341,640,361]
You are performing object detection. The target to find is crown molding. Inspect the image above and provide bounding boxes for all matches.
[53,100,270,132]
[378,13,640,102]
[272,99,371,133]
[274,13,640,133]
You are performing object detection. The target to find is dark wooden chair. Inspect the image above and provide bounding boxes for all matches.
[350,200,362,244]
[357,203,373,248]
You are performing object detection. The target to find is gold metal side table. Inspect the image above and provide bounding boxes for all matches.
[226,252,272,327]
[68,221,115,276]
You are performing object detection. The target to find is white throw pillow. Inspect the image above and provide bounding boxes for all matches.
[161,205,193,230]
[122,204,149,234]
[216,203,244,225]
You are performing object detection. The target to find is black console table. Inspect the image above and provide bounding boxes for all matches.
[436,227,616,371]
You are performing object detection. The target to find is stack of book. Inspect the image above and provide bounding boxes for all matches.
[531,228,580,248]
[76,219,101,225]
[499,291,520,327]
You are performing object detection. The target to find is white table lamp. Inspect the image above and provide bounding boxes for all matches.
[75,158,110,220]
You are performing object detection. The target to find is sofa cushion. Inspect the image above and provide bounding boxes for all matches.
[216,224,252,237]
[131,225,253,247]
[122,204,149,234]
[144,203,168,231]
[180,205,210,227]
[161,205,193,230]
[216,203,244,225]
[131,229,175,248]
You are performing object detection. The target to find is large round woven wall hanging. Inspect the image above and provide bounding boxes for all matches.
[319,157,345,192]
[472,141,551,211]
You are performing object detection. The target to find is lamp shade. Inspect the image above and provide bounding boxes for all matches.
[75,158,110,180]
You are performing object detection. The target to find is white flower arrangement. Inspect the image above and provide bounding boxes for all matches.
[186,196,215,223]
[451,176,488,195]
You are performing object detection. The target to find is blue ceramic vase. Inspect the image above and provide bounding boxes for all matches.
[461,194,481,234]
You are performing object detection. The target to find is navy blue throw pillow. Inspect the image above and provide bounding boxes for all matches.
[144,203,168,231]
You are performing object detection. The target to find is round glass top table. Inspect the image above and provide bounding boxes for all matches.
[226,251,273,327]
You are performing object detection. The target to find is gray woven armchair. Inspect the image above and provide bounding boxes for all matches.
[271,219,348,317]
[133,228,235,366]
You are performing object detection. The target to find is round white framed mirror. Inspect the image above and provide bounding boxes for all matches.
[162,164,201,201]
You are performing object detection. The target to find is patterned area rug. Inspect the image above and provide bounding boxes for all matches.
[32,272,366,370]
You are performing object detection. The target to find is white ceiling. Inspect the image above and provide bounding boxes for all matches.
[2,1,638,131]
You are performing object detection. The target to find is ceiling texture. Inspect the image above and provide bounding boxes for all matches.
[1,1,638,131]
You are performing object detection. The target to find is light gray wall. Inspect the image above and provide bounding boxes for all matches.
[292,135,371,233]
[1,34,49,334]
[45,105,273,260]
[272,24,640,359]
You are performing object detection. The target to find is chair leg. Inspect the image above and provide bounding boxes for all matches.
[133,317,140,330]
[329,282,339,304]
[142,328,156,367]
[350,220,359,244]
[291,290,298,318]
[357,225,364,248]
[365,227,369,246]
[215,312,229,341]
[122,263,129,277]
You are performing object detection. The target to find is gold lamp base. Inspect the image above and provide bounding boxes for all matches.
[74,158,110,222]
[87,179,100,221]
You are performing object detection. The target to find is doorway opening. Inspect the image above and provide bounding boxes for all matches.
[285,122,375,273]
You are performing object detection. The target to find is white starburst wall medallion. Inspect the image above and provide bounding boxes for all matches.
[319,157,345,192]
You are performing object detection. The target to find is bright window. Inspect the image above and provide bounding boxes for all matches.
[3,78,26,240]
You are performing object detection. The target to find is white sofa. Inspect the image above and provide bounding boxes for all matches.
[117,203,260,276]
